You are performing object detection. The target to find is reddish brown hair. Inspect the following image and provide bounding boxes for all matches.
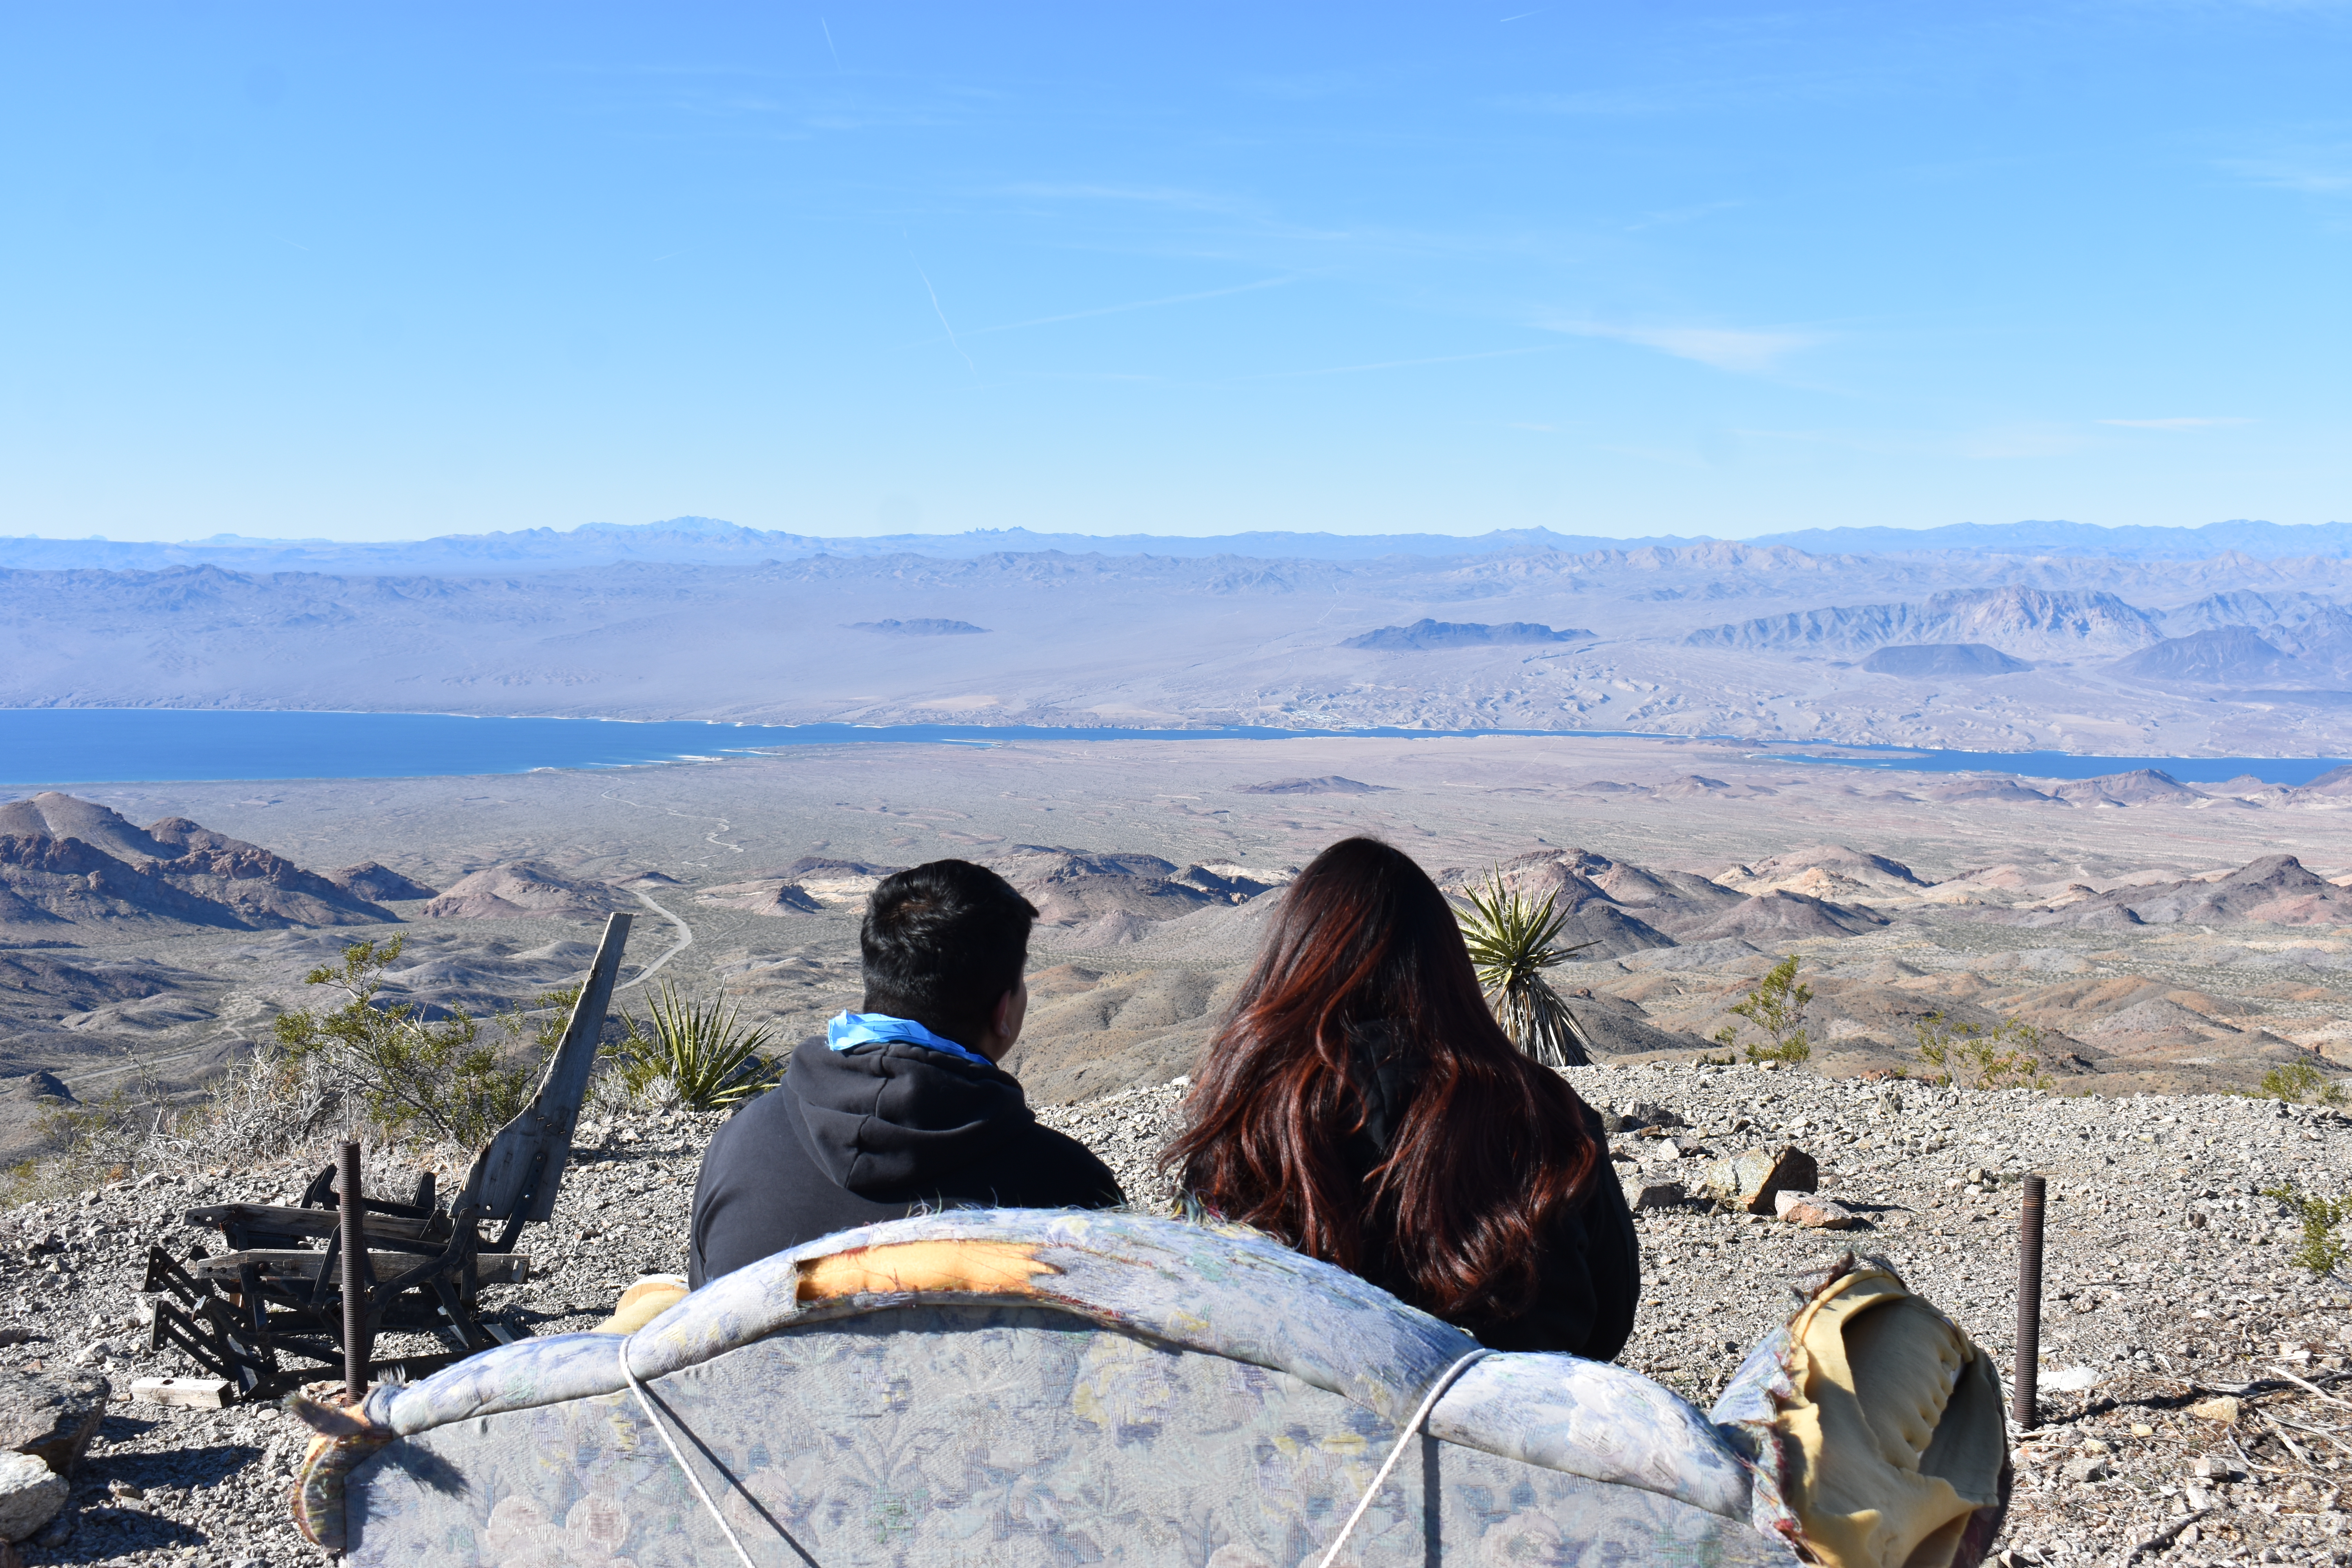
[1164,837,1602,1330]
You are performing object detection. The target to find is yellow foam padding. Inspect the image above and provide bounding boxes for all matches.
[1778,1270,2006,1568]
[590,1274,690,1336]
[795,1240,1060,1302]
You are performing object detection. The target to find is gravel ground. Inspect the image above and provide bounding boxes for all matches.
[11,1069,2352,1564]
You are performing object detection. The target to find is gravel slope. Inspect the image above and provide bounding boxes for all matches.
[10,1069,2352,1565]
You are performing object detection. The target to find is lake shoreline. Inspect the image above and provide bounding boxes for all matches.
[3,707,2348,789]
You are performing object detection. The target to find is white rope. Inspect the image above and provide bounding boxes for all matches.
[1313,1349,1491,1568]
[619,1336,763,1568]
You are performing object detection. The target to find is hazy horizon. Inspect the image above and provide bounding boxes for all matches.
[10,514,2349,552]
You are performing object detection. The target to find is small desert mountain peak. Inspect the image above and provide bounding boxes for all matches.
[1235,777,1387,795]
[1860,642,2031,677]
[331,862,440,901]
[696,878,824,916]
[420,862,628,920]
[775,856,906,878]
[1341,619,1594,651]
[0,1070,73,1105]
[1676,888,1890,943]
[2114,627,2305,685]
[1720,843,1927,890]
[844,618,989,636]
[2051,769,2197,806]
[0,791,177,862]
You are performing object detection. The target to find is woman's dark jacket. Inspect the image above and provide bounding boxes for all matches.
[1338,1026,1639,1359]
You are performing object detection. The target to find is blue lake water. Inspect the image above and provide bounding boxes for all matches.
[1765,745,2350,786]
[0,709,1634,785]
[0,708,2341,788]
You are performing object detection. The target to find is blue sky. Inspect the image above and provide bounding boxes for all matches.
[2,3,2346,543]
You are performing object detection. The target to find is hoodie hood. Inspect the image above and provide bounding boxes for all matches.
[784,1033,1035,1199]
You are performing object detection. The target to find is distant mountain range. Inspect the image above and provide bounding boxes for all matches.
[3,515,2348,574]
[1682,585,2352,684]
[6,531,2352,755]
[1741,519,2352,560]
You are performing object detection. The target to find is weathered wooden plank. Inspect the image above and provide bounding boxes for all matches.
[185,1251,528,1285]
[132,1376,231,1409]
[183,1204,440,1241]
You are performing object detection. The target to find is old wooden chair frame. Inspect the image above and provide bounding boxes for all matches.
[145,912,634,1400]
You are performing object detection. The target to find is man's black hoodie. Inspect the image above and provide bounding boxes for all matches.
[687,1033,1125,1287]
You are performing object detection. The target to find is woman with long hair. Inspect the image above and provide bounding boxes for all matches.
[1164,837,1637,1356]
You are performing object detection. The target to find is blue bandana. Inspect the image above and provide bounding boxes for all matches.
[826,1011,995,1071]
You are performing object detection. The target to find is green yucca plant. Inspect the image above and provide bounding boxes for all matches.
[1457,874,1597,1068]
[610,983,781,1111]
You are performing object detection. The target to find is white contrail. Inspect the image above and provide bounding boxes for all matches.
[820,16,842,71]
[913,262,978,377]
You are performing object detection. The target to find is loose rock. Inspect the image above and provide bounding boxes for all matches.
[2188,1395,2242,1426]
[0,1368,108,1474]
[0,1452,64,1543]
[1630,1181,1689,1212]
[1700,1145,1820,1214]
[1775,1191,1859,1230]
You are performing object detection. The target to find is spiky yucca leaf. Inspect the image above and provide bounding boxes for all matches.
[1457,874,1596,1067]
[611,982,780,1111]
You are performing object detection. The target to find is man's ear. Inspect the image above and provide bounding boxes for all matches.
[979,977,1029,1063]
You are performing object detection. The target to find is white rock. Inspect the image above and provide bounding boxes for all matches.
[0,1450,66,1542]
[2041,1365,2102,1393]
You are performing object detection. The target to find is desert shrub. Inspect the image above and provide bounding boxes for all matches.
[1457,874,1596,1068]
[270,936,581,1149]
[36,1087,159,1180]
[2263,1182,2352,1277]
[606,982,780,1111]
[1914,1012,2054,1092]
[1713,955,1813,1064]
[2259,1057,2349,1108]
[28,1044,187,1187]
[174,1042,347,1160]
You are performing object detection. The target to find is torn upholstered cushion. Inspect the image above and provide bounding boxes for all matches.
[588,1274,689,1336]
[1778,1269,2007,1568]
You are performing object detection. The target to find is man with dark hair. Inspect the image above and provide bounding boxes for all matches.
[687,859,1123,1286]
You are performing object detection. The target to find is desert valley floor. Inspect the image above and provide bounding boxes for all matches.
[6,732,2352,1160]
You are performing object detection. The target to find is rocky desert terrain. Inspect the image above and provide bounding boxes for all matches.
[7,730,2352,1157]
[3,1063,2349,1564]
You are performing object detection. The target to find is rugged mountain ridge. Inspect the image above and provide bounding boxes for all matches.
[1685,586,2164,659]
[0,794,394,931]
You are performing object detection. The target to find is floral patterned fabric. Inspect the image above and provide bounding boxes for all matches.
[339,1210,1799,1566]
